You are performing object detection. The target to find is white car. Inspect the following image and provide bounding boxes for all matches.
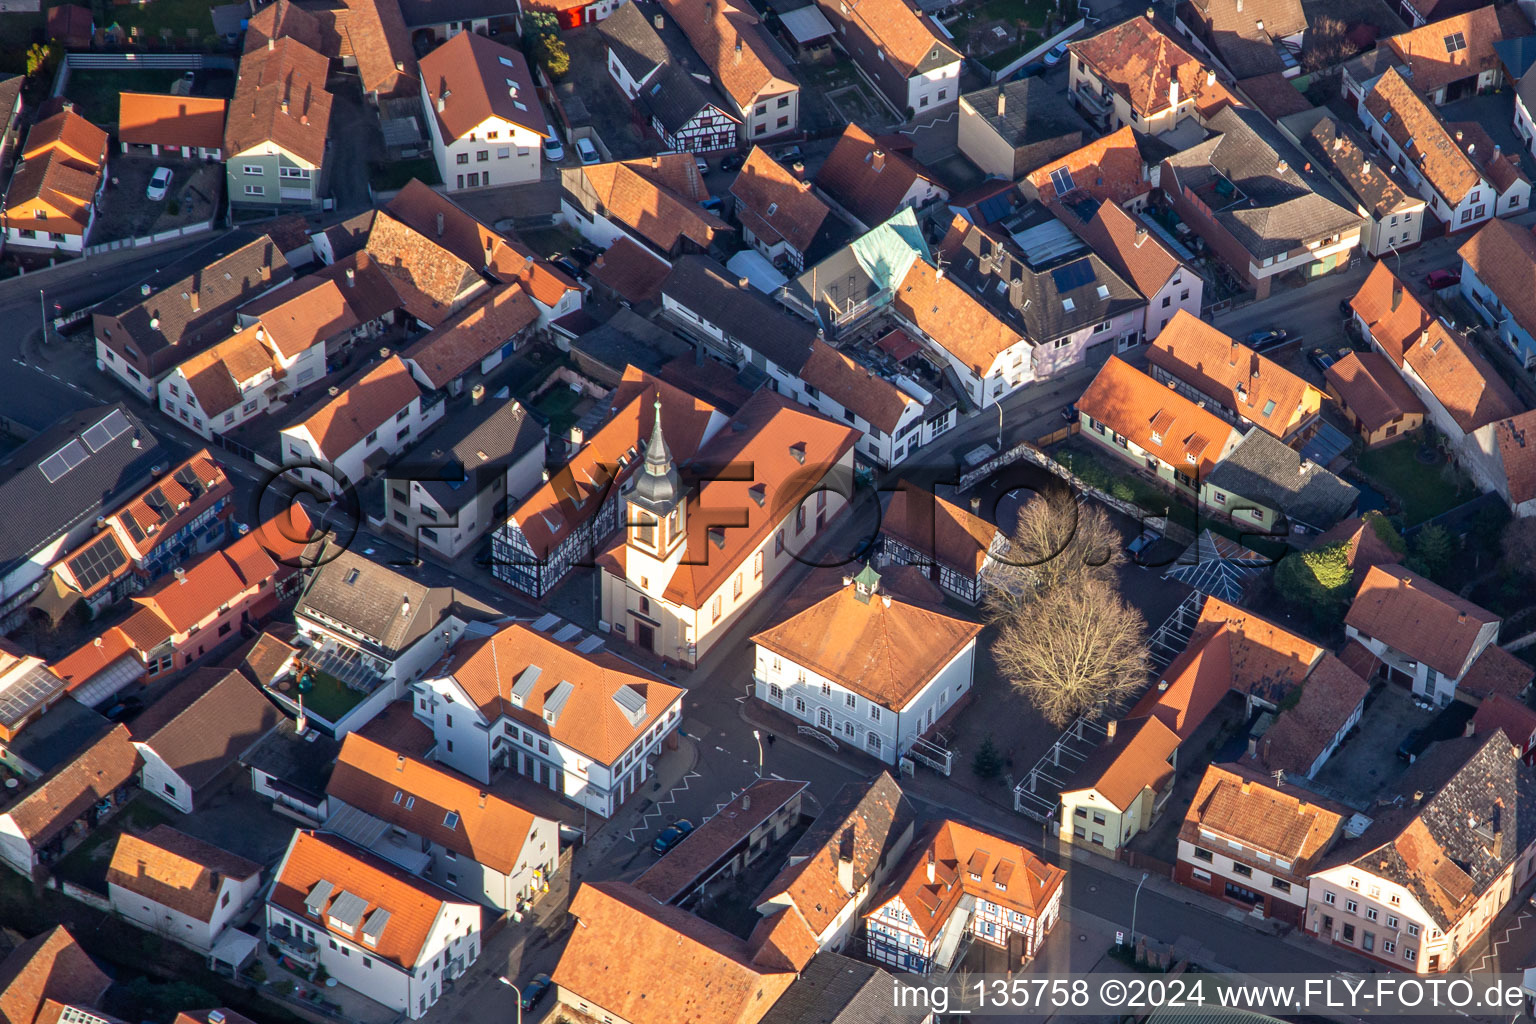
[575,137,599,165]
[543,125,564,163]
[1043,41,1069,66]
[146,167,173,201]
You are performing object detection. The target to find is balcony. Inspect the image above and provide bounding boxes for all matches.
[269,924,318,967]
[1072,88,1112,124]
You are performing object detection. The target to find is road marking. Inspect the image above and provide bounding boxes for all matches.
[1470,908,1528,972]
[769,773,784,780]
[625,770,700,843]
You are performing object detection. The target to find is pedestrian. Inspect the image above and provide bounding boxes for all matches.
[766,733,775,747]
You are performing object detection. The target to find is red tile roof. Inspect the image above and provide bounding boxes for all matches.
[1325,350,1428,434]
[1313,514,1405,576]
[1472,693,1536,750]
[1384,5,1517,97]
[403,283,538,390]
[1364,68,1482,207]
[1458,220,1536,346]
[867,820,1065,941]
[799,338,916,434]
[1064,715,1180,809]
[270,831,478,970]
[1182,763,1345,866]
[224,37,333,167]
[1346,563,1499,678]
[1488,409,1536,505]
[419,31,542,142]
[1073,199,1180,297]
[342,0,418,99]
[657,0,798,109]
[817,0,958,76]
[21,109,106,169]
[0,927,109,1024]
[891,255,1021,377]
[117,93,226,152]
[293,354,421,460]
[5,725,140,847]
[1075,355,1243,477]
[106,826,261,922]
[729,147,830,255]
[880,483,1000,577]
[1026,126,1151,209]
[1246,653,1369,776]
[587,236,670,305]
[1068,14,1235,121]
[573,156,728,254]
[634,779,807,903]
[814,124,938,228]
[433,623,684,765]
[1458,644,1534,701]
[752,567,980,710]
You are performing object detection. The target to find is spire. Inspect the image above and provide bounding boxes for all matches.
[631,392,682,512]
[852,563,881,603]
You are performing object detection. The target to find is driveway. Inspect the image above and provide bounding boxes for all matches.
[325,78,382,213]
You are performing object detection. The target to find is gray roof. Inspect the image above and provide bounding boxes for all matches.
[386,397,545,515]
[241,717,341,801]
[0,405,164,579]
[962,77,1090,151]
[663,255,819,373]
[1205,427,1359,530]
[784,244,880,334]
[396,0,506,27]
[1300,115,1420,219]
[600,2,735,136]
[1164,106,1362,261]
[941,218,1145,344]
[759,952,928,1024]
[1496,37,1536,81]
[296,545,499,657]
[1324,730,1536,931]
[6,696,111,777]
[570,308,693,382]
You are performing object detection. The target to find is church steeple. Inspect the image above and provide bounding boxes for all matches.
[627,394,686,558]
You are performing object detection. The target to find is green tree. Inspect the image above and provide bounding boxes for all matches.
[25,42,59,78]
[1408,523,1454,581]
[972,736,1003,779]
[536,35,571,78]
[1363,509,1406,556]
[1273,540,1354,608]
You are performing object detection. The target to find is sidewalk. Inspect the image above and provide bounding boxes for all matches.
[571,733,702,879]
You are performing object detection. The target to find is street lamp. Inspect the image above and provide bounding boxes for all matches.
[1130,872,1150,946]
[752,729,764,776]
[496,976,523,1024]
[996,401,1004,450]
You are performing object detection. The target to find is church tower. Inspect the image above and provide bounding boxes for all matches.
[625,395,687,577]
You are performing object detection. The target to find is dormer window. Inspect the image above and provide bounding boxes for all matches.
[1150,431,1163,445]
[1185,453,1197,464]
[444,812,460,829]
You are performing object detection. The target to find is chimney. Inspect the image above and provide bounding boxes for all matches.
[925,848,936,884]
[189,289,199,312]
[267,37,274,50]
[281,99,288,115]
[791,160,806,180]
[395,59,405,71]
[345,267,355,287]
[396,754,406,771]
[435,212,444,237]
[471,383,486,405]
[871,149,886,173]
[1362,159,1370,175]
[437,95,445,113]
[836,827,855,892]
[479,791,487,808]
[1206,68,1216,86]
[1106,719,1118,739]
[738,276,750,288]
[997,91,1006,118]
[1134,225,1148,246]
[174,567,187,584]
[150,316,160,330]
[401,595,411,617]
[1276,160,1287,174]
[1456,130,1464,142]
[1391,279,1403,312]
[654,12,664,28]
[1413,790,1424,804]
[742,793,752,811]
[1169,78,1179,109]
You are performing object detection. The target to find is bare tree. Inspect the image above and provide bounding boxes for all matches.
[991,578,1149,728]
[985,490,1125,619]
[1502,517,1536,577]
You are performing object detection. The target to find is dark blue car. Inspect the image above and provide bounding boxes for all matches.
[653,819,695,855]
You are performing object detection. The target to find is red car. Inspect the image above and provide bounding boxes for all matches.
[1425,268,1461,289]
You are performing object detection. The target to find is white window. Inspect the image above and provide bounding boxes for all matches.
[243,165,264,175]
[244,185,265,196]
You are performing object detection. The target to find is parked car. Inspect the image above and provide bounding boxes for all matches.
[1308,347,1337,374]
[720,151,747,173]
[543,125,564,163]
[1338,298,1353,319]
[692,154,708,172]
[1425,268,1461,290]
[575,137,599,165]
[1061,402,1078,423]
[653,819,695,854]
[698,196,724,214]
[570,242,602,266]
[1126,529,1161,566]
[1043,42,1070,66]
[520,974,552,1011]
[550,254,583,279]
[775,145,803,163]
[1011,61,1047,80]
[146,167,173,201]
[1245,327,1289,347]
[104,695,143,722]
[1397,727,1429,762]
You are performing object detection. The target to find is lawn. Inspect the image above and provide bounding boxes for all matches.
[64,68,185,126]
[51,796,174,890]
[1354,443,1477,526]
[287,668,366,723]
[369,157,441,192]
[99,0,223,44]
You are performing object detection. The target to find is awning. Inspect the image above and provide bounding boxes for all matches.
[877,328,920,361]
[209,927,259,969]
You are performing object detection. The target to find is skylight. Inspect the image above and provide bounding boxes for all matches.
[444,811,460,829]
[1444,31,1466,52]
[1049,165,1075,195]
[499,56,514,66]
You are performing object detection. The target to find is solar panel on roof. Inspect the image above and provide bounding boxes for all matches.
[81,409,131,453]
[39,451,70,484]
[68,535,128,591]
[144,488,174,523]
[1050,258,1096,293]
[173,465,205,500]
[121,514,147,545]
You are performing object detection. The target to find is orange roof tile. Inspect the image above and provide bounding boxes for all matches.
[891,257,1021,377]
[1349,262,1522,434]
[1472,693,1536,749]
[1181,763,1345,865]
[328,732,541,876]
[1247,652,1370,775]
[1458,644,1534,701]
[270,831,478,970]
[656,0,798,109]
[105,449,230,559]
[1385,5,1514,97]
[419,31,542,142]
[814,124,939,228]
[1325,350,1428,434]
[1027,126,1151,209]
[1069,14,1235,121]
[1064,715,1180,809]
[402,283,538,390]
[1458,220,1536,349]
[572,156,727,254]
[244,0,322,51]
[1313,513,1404,576]
[342,0,418,99]
[1346,563,1499,677]
[6,725,140,847]
[176,330,275,417]
[799,339,915,434]
[245,277,362,359]
[106,826,261,922]
[745,905,819,973]
[51,627,139,691]
[433,623,684,765]
[751,567,980,709]
[224,36,333,167]
[1075,356,1243,477]
[635,779,807,903]
[586,236,670,305]
[1364,68,1482,207]
[1073,199,1180,297]
[729,147,829,255]
[1147,311,1324,441]
[1489,409,1536,505]
[868,820,1065,941]
[21,110,107,169]
[117,93,226,151]
[555,881,795,1024]
[294,354,421,460]
[0,927,110,1024]
[364,211,486,323]
[817,0,958,77]
[880,483,1000,577]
